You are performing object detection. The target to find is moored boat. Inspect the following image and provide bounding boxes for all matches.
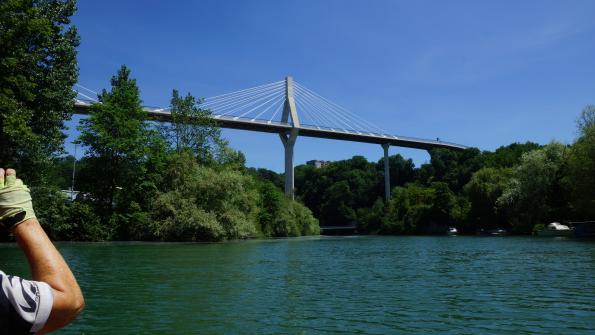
[488,228,507,236]
[537,222,573,237]
[476,228,508,236]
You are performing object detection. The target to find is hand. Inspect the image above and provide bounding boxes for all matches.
[0,168,36,230]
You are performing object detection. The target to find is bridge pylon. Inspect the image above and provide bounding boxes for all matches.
[382,143,390,201]
[279,76,300,199]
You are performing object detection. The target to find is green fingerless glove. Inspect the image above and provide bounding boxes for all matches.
[0,174,36,230]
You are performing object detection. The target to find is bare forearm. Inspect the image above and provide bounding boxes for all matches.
[14,219,79,292]
[13,218,85,332]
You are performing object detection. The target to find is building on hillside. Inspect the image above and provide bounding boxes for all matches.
[306,160,331,168]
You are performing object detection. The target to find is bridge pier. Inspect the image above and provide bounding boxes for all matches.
[279,76,300,199]
[280,129,298,199]
[382,143,390,202]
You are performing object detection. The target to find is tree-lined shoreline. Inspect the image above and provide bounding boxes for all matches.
[286,123,594,235]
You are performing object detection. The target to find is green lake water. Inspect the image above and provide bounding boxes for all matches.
[1,236,594,334]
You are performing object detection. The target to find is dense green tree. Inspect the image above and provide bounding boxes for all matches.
[430,182,456,225]
[0,0,79,182]
[256,179,319,237]
[295,164,328,217]
[248,168,284,190]
[425,148,483,192]
[161,90,224,164]
[384,184,434,234]
[257,181,284,236]
[319,181,357,226]
[450,195,471,228]
[415,163,435,185]
[356,198,386,233]
[463,167,512,231]
[55,201,107,241]
[576,105,595,133]
[150,191,224,241]
[497,142,568,233]
[565,106,595,219]
[272,200,319,237]
[147,152,258,241]
[77,66,166,238]
[216,145,247,170]
[329,156,379,209]
[382,181,464,234]
[377,154,416,189]
[482,142,541,169]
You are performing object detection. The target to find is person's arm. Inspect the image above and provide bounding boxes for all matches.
[0,168,84,333]
[13,218,85,334]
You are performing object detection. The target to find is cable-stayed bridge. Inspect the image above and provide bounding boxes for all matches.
[73,77,468,200]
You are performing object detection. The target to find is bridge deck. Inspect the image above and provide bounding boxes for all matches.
[73,101,468,151]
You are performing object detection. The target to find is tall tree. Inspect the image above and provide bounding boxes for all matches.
[576,105,595,134]
[77,66,154,231]
[0,0,79,182]
[565,106,595,219]
[464,167,512,230]
[161,90,224,164]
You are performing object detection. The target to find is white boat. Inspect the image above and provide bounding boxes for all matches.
[447,227,458,235]
[537,222,573,237]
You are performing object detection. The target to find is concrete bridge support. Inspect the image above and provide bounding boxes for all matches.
[279,76,300,199]
[382,143,390,202]
[280,130,298,199]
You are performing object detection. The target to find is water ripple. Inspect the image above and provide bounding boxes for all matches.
[1,236,594,334]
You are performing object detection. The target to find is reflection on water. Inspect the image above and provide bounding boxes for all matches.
[1,236,594,334]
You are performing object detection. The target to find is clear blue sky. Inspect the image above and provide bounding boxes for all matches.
[66,0,595,172]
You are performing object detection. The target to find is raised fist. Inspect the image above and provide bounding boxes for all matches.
[0,169,36,231]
